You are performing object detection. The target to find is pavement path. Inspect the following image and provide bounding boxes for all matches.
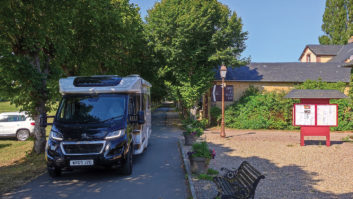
[2,106,187,199]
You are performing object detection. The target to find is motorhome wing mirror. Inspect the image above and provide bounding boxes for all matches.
[138,111,145,124]
[39,114,47,128]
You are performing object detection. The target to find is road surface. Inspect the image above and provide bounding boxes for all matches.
[3,106,187,199]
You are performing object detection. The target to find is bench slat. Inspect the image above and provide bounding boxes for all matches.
[213,161,265,199]
[239,167,256,182]
[236,172,253,191]
[243,163,262,177]
[214,177,235,195]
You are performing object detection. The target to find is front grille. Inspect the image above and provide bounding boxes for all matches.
[61,141,105,155]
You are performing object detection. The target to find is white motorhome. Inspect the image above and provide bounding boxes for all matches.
[43,75,151,177]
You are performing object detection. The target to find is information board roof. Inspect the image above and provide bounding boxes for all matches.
[285,89,347,99]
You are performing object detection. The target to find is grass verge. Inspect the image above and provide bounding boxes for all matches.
[194,168,220,181]
[0,140,46,194]
[0,101,51,194]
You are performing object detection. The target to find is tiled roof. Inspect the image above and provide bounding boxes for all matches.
[329,42,353,63]
[285,89,347,99]
[215,62,350,83]
[307,45,342,56]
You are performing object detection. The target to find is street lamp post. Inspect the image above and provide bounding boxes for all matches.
[220,65,227,138]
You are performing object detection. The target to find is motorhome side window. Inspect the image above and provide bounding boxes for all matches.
[142,94,146,111]
[128,95,139,122]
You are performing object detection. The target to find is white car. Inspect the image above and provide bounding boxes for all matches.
[0,112,35,141]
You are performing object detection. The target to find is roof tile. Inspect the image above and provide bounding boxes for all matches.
[215,62,350,83]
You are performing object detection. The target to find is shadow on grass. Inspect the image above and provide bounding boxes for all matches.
[0,152,46,195]
[0,143,11,149]
[206,142,353,199]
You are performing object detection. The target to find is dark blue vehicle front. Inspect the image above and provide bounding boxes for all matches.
[45,93,134,177]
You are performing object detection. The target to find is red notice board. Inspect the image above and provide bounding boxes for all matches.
[293,104,338,127]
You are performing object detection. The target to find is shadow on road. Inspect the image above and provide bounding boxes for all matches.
[2,105,187,199]
[207,142,353,199]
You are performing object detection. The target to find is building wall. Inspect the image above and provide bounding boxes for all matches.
[211,81,350,108]
[317,56,333,63]
[300,48,334,63]
[212,81,295,108]
[300,48,317,62]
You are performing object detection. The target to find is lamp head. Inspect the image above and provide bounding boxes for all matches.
[220,65,227,78]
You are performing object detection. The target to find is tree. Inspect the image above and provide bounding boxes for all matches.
[319,0,353,44]
[0,0,145,153]
[145,0,248,117]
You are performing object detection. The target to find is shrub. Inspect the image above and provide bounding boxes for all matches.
[198,118,208,129]
[181,118,194,128]
[188,142,215,159]
[186,126,204,137]
[224,86,298,130]
[182,118,207,137]
[224,80,353,131]
[210,106,221,126]
[331,99,353,131]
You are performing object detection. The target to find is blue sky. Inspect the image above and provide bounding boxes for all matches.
[130,0,326,62]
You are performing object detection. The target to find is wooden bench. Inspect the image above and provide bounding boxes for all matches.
[213,161,265,199]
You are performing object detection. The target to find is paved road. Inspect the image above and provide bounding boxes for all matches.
[3,107,187,199]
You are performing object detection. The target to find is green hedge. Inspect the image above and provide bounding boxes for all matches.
[224,86,299,130]
[222,80,353,131]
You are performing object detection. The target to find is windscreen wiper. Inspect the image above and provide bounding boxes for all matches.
[102,115,123,123]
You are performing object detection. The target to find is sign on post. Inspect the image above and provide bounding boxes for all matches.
[212,85,234,102]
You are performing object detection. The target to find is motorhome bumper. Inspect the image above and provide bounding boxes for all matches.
[47,153,124,168]
[46,138,128,168]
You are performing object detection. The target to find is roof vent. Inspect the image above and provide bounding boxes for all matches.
[73,76,122,87]
[127,74,140,77]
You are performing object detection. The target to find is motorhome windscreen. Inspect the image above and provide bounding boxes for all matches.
[56,94,126,123]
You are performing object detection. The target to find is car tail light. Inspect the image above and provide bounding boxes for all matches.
[30,122,35,126]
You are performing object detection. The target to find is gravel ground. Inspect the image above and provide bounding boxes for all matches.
[182,128,353,199]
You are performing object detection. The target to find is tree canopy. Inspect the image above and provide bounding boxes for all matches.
[0,0,146,153]
[319,0,353,44]
[145,0,248,115]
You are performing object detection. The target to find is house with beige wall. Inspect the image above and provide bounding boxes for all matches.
[202,38,353,120]
[299,45,342,63]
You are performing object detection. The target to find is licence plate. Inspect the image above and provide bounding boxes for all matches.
[70,160,94,166]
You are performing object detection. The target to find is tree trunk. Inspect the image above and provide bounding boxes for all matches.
[32,54,49,154]
[179,100,189,119]
[33,112,47,154]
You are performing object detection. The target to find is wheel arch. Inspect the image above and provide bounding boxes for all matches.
[16,128,30,134]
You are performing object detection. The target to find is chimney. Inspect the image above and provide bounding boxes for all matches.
[348,36,353,44]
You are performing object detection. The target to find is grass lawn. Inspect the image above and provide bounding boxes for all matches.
[0,101,18,112]
[0,102,52,194]
[0,139,46,194]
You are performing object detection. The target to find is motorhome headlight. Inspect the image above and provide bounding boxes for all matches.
[105,129,125,140]
[49,130,63,141]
